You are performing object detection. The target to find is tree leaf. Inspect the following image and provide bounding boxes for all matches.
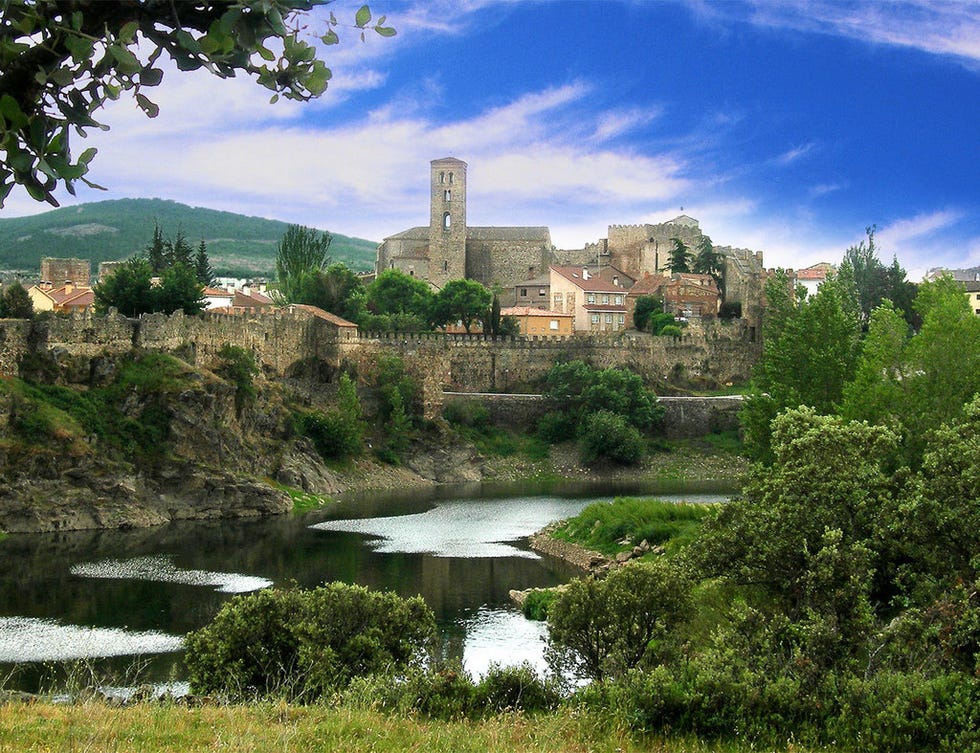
[375,26,397,37]
[355,5,372,28]
[135,93,159,118]
[139,66,164,86]
[119,21,139,44]
[321,30,339,45]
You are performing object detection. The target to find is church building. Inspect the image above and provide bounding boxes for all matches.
[376,158,557,300]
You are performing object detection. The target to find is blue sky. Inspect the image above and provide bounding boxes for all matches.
[3,0,979,279]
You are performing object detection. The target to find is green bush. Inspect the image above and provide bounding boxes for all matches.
[548,559,694,682]
[295,409,361,459]
[215,344,258,415]
[442,399,490,430]
[536,410,576,443]
[659,324,683,338]
[184,583,436,702]
[578,410,645,465]
[521,589,558,621]
[475,662,561,714]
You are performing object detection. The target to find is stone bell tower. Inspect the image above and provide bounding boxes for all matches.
[428,157,467,287]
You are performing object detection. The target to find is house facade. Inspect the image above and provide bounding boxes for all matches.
[549,265,629,333]
[500,306,574,336]
[627,272,721,325]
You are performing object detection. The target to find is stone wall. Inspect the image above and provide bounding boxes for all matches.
[440,392,744,438]
[465,239,555,306]
[0,312,760,423]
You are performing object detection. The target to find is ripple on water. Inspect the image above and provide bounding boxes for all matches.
[0,617,183,662]
[69,555,273,593]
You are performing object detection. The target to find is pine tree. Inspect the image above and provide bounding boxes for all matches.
[194,239,215,286]
[168,228,194,269]
[146,222,167,274]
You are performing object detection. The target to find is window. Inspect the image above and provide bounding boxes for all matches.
[444,190,451,201]
[439,172,445,184]
[520,288,527,297]
[615,295,623,305]
[591,314,600,324]
[448,172,454,184]
[538,288,546,296]
[586,293,596,304]
[550,319,559,330]
[443,212,451,230]
[601,294,609,304]
[443,260,448,272]
[605,314,613,324]
[618,315,625,324]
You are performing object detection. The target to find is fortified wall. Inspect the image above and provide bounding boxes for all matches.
[1,311,760,419]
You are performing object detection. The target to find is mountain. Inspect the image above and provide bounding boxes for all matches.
[0,198,378,278]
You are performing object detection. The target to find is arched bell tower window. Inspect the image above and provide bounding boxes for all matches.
[444,189,451,201]
[439,172,445,184]
[443,212,451,230]
[448,172,454,184]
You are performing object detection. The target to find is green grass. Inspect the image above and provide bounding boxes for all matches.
[0,701,837,753]
[553,497,717,556]
[699,430,743,454]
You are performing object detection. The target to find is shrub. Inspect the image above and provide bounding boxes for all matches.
[475,662,562,714]
[295,409,361,459]
[521,589,558,621]
[184,583,436,702]
[442,399,490,430]
[215,344,258,415]
[548,559,694,682]
[536,410,576,443]
[578,410,644,465]
[659,324,683,338]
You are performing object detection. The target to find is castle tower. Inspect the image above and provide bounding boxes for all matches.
[428,157,467,287]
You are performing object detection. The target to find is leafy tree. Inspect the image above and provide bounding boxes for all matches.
[430,278,492,333]
[692,234,724,297]
[543,360,663,432]
[668,238,691,273]
[194,239,215,287]
[366,269,434,319]
[0,282,33,318]
[741,270,861,462]
[0,2,395,206]
[274,224,332,304]
[154,262,204,315]
[841,226,917,329]
[548,560,694,681]
[93,256,153,316]
[632,295,660,331]
[184,583,435,702]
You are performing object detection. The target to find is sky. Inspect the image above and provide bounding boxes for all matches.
[2,0,979,280]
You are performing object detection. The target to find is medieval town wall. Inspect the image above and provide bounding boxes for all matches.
[0,312,759,422]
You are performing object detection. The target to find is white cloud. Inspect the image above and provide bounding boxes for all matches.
[691,0,980,68]
[775,142,816,166]
[876,209,965,246]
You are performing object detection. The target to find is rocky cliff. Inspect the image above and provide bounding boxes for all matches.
[0,348,480,534]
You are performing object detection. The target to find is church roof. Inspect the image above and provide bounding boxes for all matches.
[467,226,551,242]
[384,227,428,241]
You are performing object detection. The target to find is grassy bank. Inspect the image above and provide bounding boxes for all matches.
[0,701,837,752]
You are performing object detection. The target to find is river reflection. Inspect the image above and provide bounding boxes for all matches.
[0,480,730,692]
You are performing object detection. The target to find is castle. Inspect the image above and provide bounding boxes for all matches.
[376,158,766,325]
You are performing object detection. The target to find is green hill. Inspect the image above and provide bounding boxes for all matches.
[0,198,378,278]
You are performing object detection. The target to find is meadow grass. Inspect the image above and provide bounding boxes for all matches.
[0,701,836,753]
[552,497,716,555]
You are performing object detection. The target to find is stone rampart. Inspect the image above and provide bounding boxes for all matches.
[0,312,760,423]
[440,392,744,438]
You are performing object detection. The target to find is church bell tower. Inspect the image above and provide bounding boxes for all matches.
[428,157,467,287]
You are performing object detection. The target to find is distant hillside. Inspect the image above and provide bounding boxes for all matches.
[0,198,378,278]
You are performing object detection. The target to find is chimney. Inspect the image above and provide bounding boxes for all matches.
[64,280,73,295]
[582,268,589,280]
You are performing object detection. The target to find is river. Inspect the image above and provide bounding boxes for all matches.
[0,479,730,693]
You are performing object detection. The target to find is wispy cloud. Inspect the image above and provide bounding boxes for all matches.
[689,0,980,68]
[775,142,816,166]
[877,209,965,246]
